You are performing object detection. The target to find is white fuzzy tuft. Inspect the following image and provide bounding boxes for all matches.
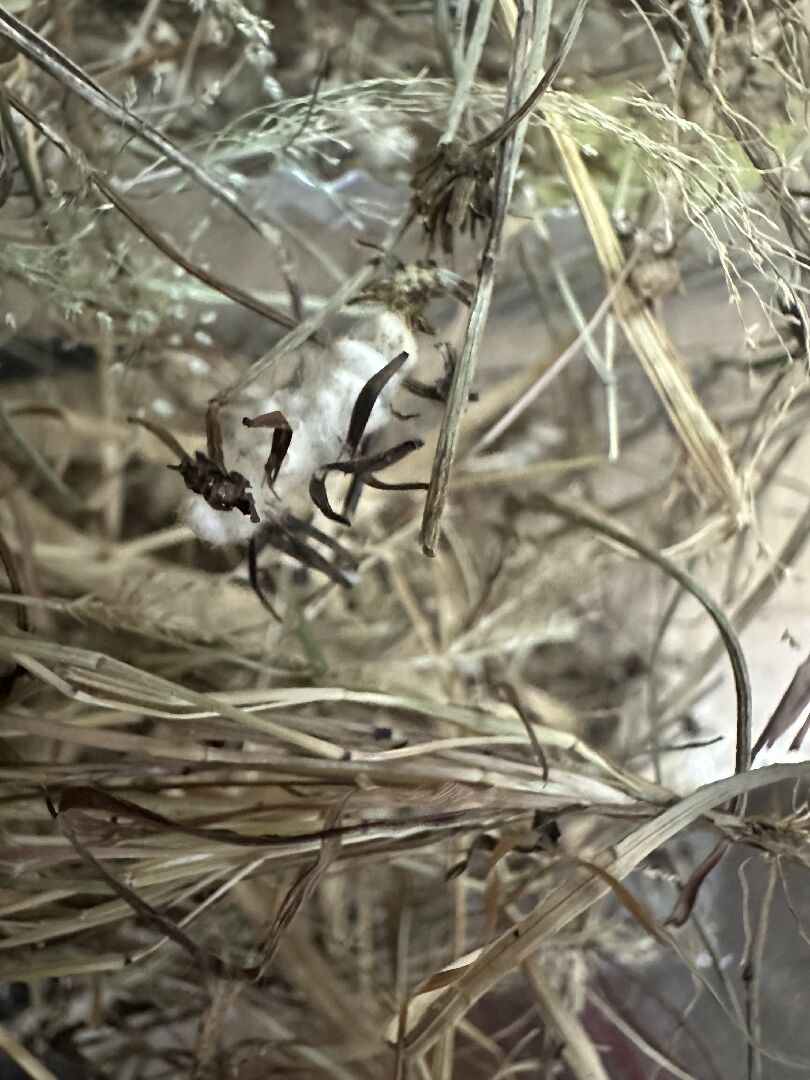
[182,312,418,545]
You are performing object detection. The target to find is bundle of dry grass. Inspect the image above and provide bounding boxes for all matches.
[0,1,810,1077]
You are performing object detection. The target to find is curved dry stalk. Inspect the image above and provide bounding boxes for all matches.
[533,490,751,779]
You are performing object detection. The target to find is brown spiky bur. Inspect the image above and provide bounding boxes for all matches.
[359,260,474,333]
[412,141,497,253]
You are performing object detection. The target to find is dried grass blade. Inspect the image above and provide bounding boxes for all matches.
[257,800,344,971]
[7,95,298,332]
[421,4,537,555]
[50,802,256,981]
[56,785,472,851]
[0,526,27,702]
[0,401,81,510]
[521,958,610,1080]
[400,762,810,1055]
[0,1024,59,1080]
[549,118,743,514]
[477,0,590,151]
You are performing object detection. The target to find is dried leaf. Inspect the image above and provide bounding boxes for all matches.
[550,120,743,514]
[243,410,293,486]
[494,682,549,782]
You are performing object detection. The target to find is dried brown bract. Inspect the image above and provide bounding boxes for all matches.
[360,259,473,333]
[242,410,293,488]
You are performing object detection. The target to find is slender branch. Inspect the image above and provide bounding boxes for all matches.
[421,1,538,555]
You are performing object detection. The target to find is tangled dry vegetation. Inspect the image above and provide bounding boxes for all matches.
[1,1,810,1077]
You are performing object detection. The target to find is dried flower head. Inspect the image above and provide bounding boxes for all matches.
[412,141,497,253]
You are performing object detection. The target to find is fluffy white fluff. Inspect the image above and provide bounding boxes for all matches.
[185,312,417,545]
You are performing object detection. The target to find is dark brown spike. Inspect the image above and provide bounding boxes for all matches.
[308,473,351,526]
[346,350,410,455]
[243,410,293,486]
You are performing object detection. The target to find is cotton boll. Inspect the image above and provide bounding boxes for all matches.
[182,312,419,544]
[184,493,257,545]
[355,311,418,371]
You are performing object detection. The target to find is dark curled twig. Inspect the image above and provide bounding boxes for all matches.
[665,840,730,927]
[405,343,479,405]
[251,514,358,593]
[309,352,425,525]
[248,533,282,621]
[129,414,259,523]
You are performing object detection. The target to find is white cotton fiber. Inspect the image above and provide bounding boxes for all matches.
[182,312,418,545]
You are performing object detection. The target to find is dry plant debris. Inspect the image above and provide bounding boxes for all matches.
[0,1,809,1078]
